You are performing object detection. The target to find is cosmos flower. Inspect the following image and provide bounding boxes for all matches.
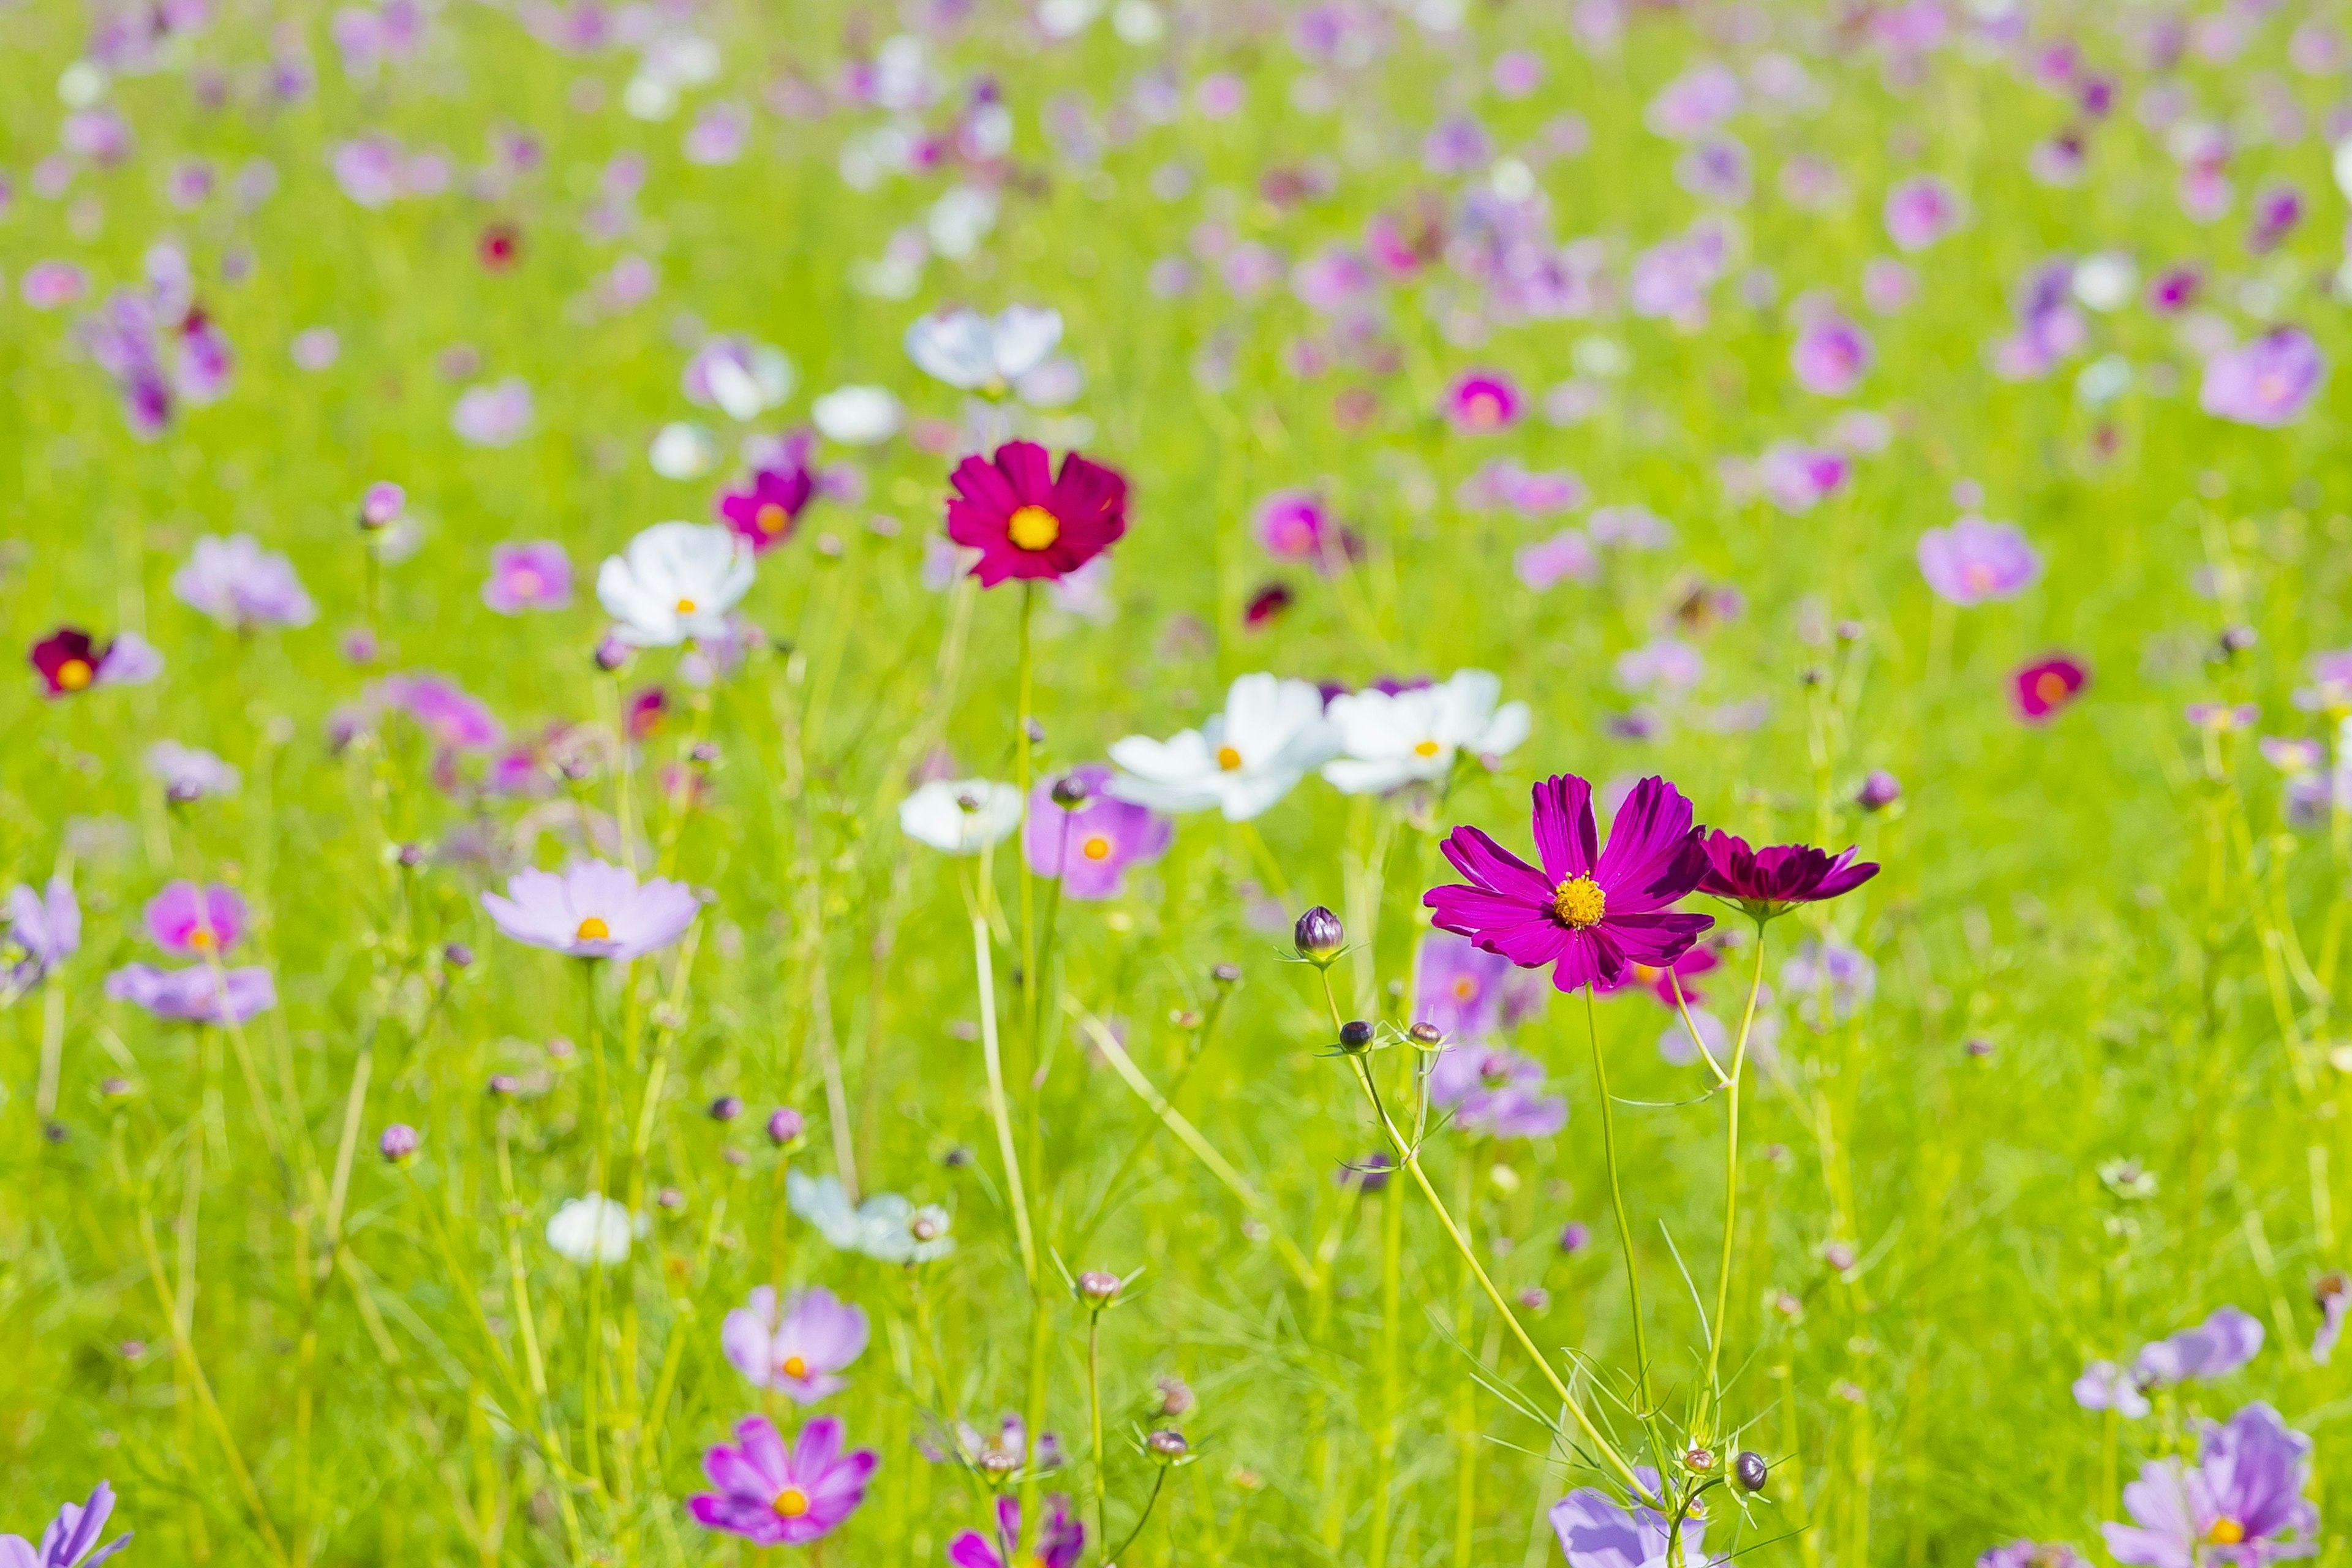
[450,377,533,445]
[1790,312,1873,397]
[786,1173,956,1264]
[1439,369,1523,432]
[1515,530,1598,590]
[1694,832,1879,922]
[1321,669,1531,795]
[146,741,239,802]
[171,534,315,629]
[2135,1305,2264,1387]
[2011,655,2089,723]
[1023,764,1172,899]
[1600,943,1722,1009]
[1,1480,130,1568]
[481,861,699,960]
[682,336,796,421]
[722,1286,870,1402]
[1917,517,2041,605]
[29,628,162,696]
[900,778,1024,854]
[545,1194,643,1265]
[716,465,813,555]
[2075,1360,2153,1420]
[1883,173,1964,250]
[1978,1545,2085,1568]
[943,440,1128,587]
[1411,930,1547,1042]
[376,672,501,750]
[2103,1404,2317,1568]
[2199,329,2324,429]
[810,385,903,445]
[903,305,1063,393]
[1427,1044,1567,1139]
[1424,774,1714,993]
[949,1494,1086,1568]
[1107,673,1341,822]
[1253,489,1338,567]
[689,1415,876,1547]
[4,878,81,992]
[1755,443,1850,514]
[1551,1468,1714,1568]
[105,963,277,1024]
[481,541,572,614]
[596,522,758,646]
[143,881,247,956]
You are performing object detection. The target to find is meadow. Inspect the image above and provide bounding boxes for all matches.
[3,1,2351,1564]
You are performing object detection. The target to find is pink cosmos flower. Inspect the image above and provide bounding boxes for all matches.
[721,1286,870,1402]
[1514,530,1597,591]
[1883,173,1963,251]
[949,1494,1085,1568]
[1253,489,1335,565]
[1439,369,1523,433]
[482,541,573,614]
[1023,764,1173,900]
[717,464,815,554]
[687,1415,876,1547]
[944,440,1128,587]
[1790,312,1873,396]
[377,672,501,750]
[1424,774,1714,993]
[145,881,247,956]
[107,963,276,1023]
[2011,654,2089,722]
[172,534,315,629]
[2199,328,2324,428]
[1917,518,2041,605]
[481,861,699,960]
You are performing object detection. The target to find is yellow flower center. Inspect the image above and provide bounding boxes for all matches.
[2034,671,2067,704]
[576,916,611,941]
[1081,835,1114,861]
[1007,504,1061,551]
[57,658,92,691]
[1413,739,1442,758]
[675,597,698,614]
[1451,976,1477,1000]
[189,928,215,950]
[755,503,788,535]
[772,1487,810,1518]
[1215,745,1243,771]
[2207,1518,2245,1547]
[1552,876,1606,929]
[780,1354,809,1379]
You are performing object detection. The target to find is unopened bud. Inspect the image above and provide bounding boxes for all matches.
[1406,1021,1443,1049]
[1050,773,1090,808]
[1145,1428,1188,1463]
[360,480,405,530]
[1075,1270,1123,1307]
[442,941,473,968]
[1338,1019,1375,1053]
[766,1107,807,1147]
[1855,769,1902,812]
[2218,624,2258,655]
[378,1123,420,1163]
[1211,962,1242,987]
[709,1095,743,1122]
[1684,1446,1717,1473]
[1733,1450,1768,1493]
[1293,905,1344,965]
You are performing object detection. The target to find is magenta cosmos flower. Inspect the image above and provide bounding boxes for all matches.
[1695,832,1879,923]
[1917,517,2041,605]
[688,1414,876,1547]
[2199,328,2324,429]
[1439,369,1523,433]
[717,462,814,554]
[1023,764,1173,900]
[481,861,699,960]
[945,440,1128,587]
[482,541,572,613]
[29,628,161,696]
[2012,654,2089,723]
[722,1285,870,1402]
[1425,774,1714,993]
[949,1494,1086,1568]
[144,880,247,955]
[1253,488,1336,565]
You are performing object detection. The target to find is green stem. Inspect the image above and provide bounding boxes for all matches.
[1703,929,1771,1417]
[1087,1310,1109,1555]
[1583,986,1651,1412]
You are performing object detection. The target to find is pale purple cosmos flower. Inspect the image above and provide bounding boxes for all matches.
[1791,312,1872,396]
[2103,1403,2316,1568]
[148,741,239,802]
[687,1415,875,1547]
[1551,1468,1711,1566]
[949,1494,1085,1568]
[2134,1305,2264,1386]
[377,672,501,750]
[1782,938,1875,1025]
[1412,930,1546,1041]
[1589,507,1675,549]
[1422,113,1493,175]
[1979,1545,2085,1568]
[1460,461,1586,517]
[1440,369,1523,433]
[1757,443,1850,514]
[1917,518,2041,605]
[1427,1043,1566,1139]
[172,534,314,630]
[1,1479,131,1568]
[5,878,81,991]
[2294,652,2352,714]
[2200,330,2324,429]
[451,378,533,445]
[21,262,89,310]
[1514,530,1597,590]
[1023,764,1172,900]
[1676,138,1752,205]
[106,963,276,1024]
[483,542,573,614]
[722,1286,870,1402]
[2074,1359,2153,1420]
[145,881,247,956]
[481,861,699,960]
[1645,62,1740,139]
[1883,174,1962,249]
[1615,639,1705,694]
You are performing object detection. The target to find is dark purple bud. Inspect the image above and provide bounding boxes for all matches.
[1338,1019,1374,1052]
[766,1107,806,1147]
[379,1123,420,1163]
[1733,1450,1768,1493]
[709,1095,743,1122]
[1855,769,1902,812]
[943,1144,976,1167]
[1558,1221,1590,1254]
[2218,624,2257,655]
[1050,772,1090,808]
[1294,905,1345,964]
[443,941,473,968]
[1406,1021,1443,1049]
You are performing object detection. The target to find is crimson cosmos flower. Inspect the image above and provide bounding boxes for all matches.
[2011,653,2088,722]
[718,464,814,554]
[1695,831,1879,922]
[944,439,1127,587]
[1424,774,1713,992]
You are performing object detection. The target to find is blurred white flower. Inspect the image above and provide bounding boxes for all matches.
[926,184,1000,261]
[2071,252,2137,313]
[648,421,717,480]
[596,521,755,647]
[899,778,1023,853]
[1321,669,1529,795]
[546,1193,643,1265]
[684,337,795,421]
[1109,673,1341,821]
[788,1172,957,1262]
[905,304,1064,391]
[1112,0,1164,43]
[811,385,904,444]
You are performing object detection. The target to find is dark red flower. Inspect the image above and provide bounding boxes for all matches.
[31,627,102,695]
[1695,832,1879,923]
[944,440,1127,587]
[1243,582,1293,630]
[478,223,522,271]
[717,465,814,554]
[2011,654,2088,722]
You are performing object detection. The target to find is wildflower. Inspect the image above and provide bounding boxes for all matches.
[360,481,407,529]
[1428,1044,1567,1139]
[1411,930,1547,1041]
[1790,312,1873,397]
[2199,329,2325,428]
[29,628,162,696]
[1917,518,2041,605]
[1551,1468,1711,1568]
[2011,655,2089,723]
[1023,764,1172,899]
[4,879,81,990]
[545,1194,641,1265]
[722,1286,870,1401]
[1423,774,1714,993]
[1515,530,1598,591]
[1107,673,1341,821]
[170,534,315,629]
[900,779,1024,854]
[1,1480,130,1568]
[450,377,533,445]
[2135,1305,2263,1386]
[1321,669,1531,795]
[787,1173,957,1263]
[948,1494,1086,1568]
[2103,1403,2317,1568]
[688,1414,876,1546]
[683,337,796,422]
[2073,1360,2153,1420]
[1856,770,1902,812]
[810,385,903,445]
[1978,1545,2085,1568]
[595,522,757,646]
[944,440,1128,587]
[143,881,247,956]
[767,1107,807,1147]
[378,1123,420,1163]
[1694,832,1879,922]
[148,741,239,802]
[1253,489,1341,568]
[481,542,573,614]
[481,862,699,960]
[717,465,814,554]
[105,963,276,1023]
[1439,369,1523,432]
[1883,173,1964,250]
[2313,1275,2348,1366]
[377,672,502,750]
[903,304,1063,393]
[1781,938,1875,1024]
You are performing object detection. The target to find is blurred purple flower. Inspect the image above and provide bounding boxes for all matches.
[172,534,314,630]
[483,542,573,614]
[2200,330,2324,428]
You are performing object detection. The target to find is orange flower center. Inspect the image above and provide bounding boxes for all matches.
[772,1486,810,1518]
[2034,671,2067,704]
[1215,745,1243,771]
[1008,505,1060,551]
[1081,835,1114,861]
[1463,391,1503,426]
[1450,976,1477,1000]
[780,1354,809,1379]
[755,503,788,535]
[1413,739,1442,758]
[674,597,698,614]
[1552,876,1606,929]
[576,916,611,941]
[56,659,92,691]
[188,927,215,950]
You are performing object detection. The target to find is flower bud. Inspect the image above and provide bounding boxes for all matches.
[394,841,424,868]
[1155,1374,1195,1417]
[443,941,474,968]
[690,741,721,765]
[766,1106,807,1147]
[488,1072,522,1096]
[1558,1221,1589,1254]
[1855,769,1902,812]
[360,480,405,530]
[1822,1240,1856,1272]
[1684,1446,1717,1473]
[1075,1270,1123,1308]
[979,1448,1019,1480]
[657,1185,685,1210]
[1406,1021,1444,1049]
[1145,1428,1188,1463]
[1733,1450,1768,1493]
[378,1123,420,1163]
[1293,905,1345,965]
[1211,962,1242,987]
[910,1210,945,1243]
[594,633,631,673]
[2218,624,2258,655]
[709,1095,744,1122]
[1050,772,1090,808]
[1338,1019,1375,1053]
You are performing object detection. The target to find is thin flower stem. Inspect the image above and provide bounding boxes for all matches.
[974,908,1039,1282]
[1702,928,1771,1415]
[1342,1054,1654,1503]
[1583,985,1652,1413]
[1107,1466,1169,1565]
[1088,1310,1110,1555]
[581,959,610,1494]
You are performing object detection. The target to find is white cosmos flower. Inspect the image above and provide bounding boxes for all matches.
[1107,673,1341,821]
[903,304,1063,391]
[811,385,904,444]
[546,1193,644,1266]
[648,421,717,479]
[899,778,1023,853]
[788,1172,957,1262]
[596,521,756,647]
[1321,669,1531,796]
